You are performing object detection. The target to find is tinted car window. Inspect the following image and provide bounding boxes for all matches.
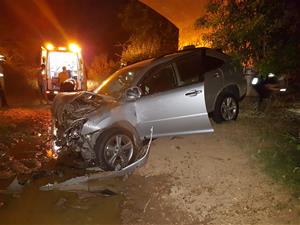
[140,65,176,96]
[203,56,224,72]
[175,54,205,85]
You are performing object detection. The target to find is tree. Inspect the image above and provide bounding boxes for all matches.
[86,54,117,90]
[196,0,300,76]
[0,38,40,103]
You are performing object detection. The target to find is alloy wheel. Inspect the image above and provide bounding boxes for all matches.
[220,97,237,121]
[103,134,134,170]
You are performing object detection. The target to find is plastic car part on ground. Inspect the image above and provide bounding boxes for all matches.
[40,127,153,192]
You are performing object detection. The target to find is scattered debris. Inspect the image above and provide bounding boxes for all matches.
[55,197,67,209]
[97,189,117,197]
[143,198,151,213]
[76,189,117,199]
[31,170,49,180]
[6,177,24,193]
[0,107,52,186]
[0,169,15,179]
[70,204,89,210]
[10,160,31,174]
[76,191,100,200]
[40,128,153,192]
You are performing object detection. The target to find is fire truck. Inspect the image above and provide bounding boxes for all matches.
[41,42,86,99]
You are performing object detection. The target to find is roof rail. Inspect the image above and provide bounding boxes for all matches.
[182,45,196,50]
[214,48,223,53]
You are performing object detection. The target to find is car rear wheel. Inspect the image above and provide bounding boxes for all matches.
[212,94,239,123]
[94,129,137,171]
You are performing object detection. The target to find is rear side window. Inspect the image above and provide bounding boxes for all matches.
[175,54,205,85]
[139,64,176,96]
[203,56,224,72]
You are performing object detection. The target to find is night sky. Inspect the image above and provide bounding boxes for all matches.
[0,0,130,62]
[141,0,208,29]
[0,0,209,62]
[141,0,209,47]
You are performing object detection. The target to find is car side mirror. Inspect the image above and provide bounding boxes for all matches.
[125,86,142,101]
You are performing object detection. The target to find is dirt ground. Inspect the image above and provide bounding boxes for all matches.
[0,102,300,225]
[122,113,300,225]
[0,107,52,182]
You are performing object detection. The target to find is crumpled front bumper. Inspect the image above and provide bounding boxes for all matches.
[41,128,153,191]
[51,117,88,154]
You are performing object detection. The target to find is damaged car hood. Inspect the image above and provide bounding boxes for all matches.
[52,91,117,127]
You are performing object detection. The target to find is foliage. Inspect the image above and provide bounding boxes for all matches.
[257,132,300,188]
[119,0,178,64]
[286,133,300,152]
[119,36,162,65]
[0,40,40,103]
[178,26,211,49]
[196,0,300,76]
[87,54,117,84]
[86,54,119,91]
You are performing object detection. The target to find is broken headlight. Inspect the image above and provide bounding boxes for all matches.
[65,118,87,142]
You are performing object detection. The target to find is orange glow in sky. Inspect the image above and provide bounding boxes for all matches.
[140,0,210,48]
[33,0,69,41]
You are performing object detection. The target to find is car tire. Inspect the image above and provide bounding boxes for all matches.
[212,93,239,123]
[94,128,137,171]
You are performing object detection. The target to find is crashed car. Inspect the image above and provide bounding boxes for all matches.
[52,47,247,171]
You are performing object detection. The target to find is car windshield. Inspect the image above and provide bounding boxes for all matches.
[93,60,151,98]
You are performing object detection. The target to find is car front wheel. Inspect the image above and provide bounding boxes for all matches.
[95,129,136,171]
[212,94,239,123]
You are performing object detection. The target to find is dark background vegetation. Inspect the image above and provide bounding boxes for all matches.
[196,0,300,79]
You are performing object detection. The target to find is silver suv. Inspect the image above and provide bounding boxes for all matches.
[52,48,247,171]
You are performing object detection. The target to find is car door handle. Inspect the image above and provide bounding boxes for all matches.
[185,89,202,96]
